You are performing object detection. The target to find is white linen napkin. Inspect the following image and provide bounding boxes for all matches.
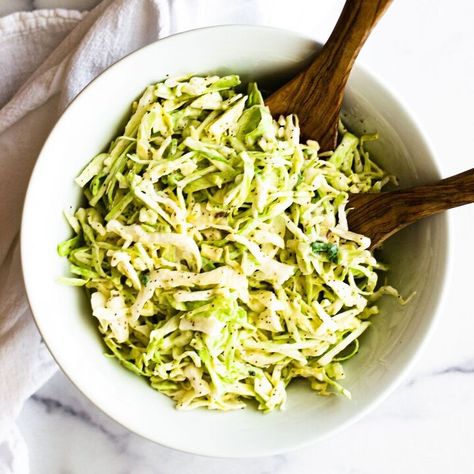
[0,1,262,472]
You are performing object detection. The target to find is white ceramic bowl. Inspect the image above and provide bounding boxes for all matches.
[21,25,448,457]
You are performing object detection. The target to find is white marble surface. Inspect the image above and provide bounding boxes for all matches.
[2,0,474,473]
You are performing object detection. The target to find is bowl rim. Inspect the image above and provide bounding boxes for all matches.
[20,24,450,458]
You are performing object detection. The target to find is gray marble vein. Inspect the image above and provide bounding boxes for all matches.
[435,360,474,375]
[405,358,474,387]
[31,393,130,449]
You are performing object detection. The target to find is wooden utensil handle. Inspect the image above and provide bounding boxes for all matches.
[385,168,474,217]
[348,168,474,248]
[322,0,393,70]
[308,0,393,148]
[427,167,474,205]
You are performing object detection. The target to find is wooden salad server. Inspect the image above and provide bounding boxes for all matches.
[347,168,474,249]
[266,0,393,151]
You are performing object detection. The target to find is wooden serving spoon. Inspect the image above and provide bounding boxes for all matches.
[347,168,474,249]
[267,0,473,247]
[266,0,392,151]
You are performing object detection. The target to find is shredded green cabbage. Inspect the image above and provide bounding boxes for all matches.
[59,74,397,412]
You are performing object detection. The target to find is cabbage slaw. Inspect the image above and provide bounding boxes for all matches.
[58,74,396,412]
